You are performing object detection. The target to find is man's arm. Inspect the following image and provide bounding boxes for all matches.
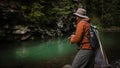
[70,22,84,44]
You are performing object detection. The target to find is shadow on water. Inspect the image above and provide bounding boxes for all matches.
[100,32,120,68]
[0,32,120,68]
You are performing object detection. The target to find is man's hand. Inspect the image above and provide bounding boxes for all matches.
[68,35,75,40]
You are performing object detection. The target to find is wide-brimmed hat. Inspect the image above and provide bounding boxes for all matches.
[73,8,88,18]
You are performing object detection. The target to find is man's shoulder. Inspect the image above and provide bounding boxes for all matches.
[79,20,89,25]
[77,19,90,27]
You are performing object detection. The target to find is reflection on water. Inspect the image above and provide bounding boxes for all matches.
[16,46,27,58]
[0,32,120,68]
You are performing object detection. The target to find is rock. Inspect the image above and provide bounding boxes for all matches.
[21,35,31,40]
[57,20,64,28]
[62,64,71,68]
[13,25,30,34]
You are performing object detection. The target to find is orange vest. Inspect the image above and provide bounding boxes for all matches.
[70,18,92,49]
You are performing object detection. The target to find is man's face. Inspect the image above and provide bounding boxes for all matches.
[76,16,82,22]
[76,16,79,21]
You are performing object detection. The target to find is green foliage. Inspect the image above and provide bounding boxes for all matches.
[21,5,27,10]
[20,0,74,25]
[83,0,120,28]
[21,2,45,23]
[102,13,114,27]
[1,0,119,27]
[90,15,102,29]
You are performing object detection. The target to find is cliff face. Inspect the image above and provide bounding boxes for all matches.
[0,18,75,41]
[0,5,74,40]
[0,0,77,40]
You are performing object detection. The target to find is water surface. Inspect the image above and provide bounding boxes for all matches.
[0,32,120,68]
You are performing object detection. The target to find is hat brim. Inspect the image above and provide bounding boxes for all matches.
[73,13,88,18]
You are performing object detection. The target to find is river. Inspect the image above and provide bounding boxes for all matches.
[0,32,120,68]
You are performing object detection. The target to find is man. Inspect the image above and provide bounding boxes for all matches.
[69,8,94,68]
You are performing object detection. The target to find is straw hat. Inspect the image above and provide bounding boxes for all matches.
[73,8,88,18]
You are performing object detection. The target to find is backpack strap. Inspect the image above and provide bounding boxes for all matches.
[82,24,98,48]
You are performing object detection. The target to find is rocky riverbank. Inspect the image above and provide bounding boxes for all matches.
[0,21,75,41]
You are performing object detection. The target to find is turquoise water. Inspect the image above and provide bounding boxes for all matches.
[15,39,77,60]
[0,38,77,67]
[0,32,120,68]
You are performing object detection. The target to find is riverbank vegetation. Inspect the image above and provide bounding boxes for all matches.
[0,0,119,41]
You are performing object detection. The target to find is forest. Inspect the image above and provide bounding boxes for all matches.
[0,0,120,41]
